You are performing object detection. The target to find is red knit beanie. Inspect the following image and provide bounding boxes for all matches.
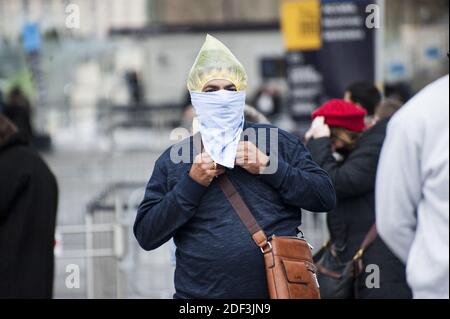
[312,99,367,132]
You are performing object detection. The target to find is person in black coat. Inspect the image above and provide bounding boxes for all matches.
[305,99,412,299]
[0,115,58,298]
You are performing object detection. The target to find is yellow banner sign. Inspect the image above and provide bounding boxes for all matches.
[281,0,322,51]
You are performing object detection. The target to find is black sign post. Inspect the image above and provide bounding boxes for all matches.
[284,0,378,135]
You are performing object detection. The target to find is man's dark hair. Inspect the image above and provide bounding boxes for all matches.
[346,82,382,116]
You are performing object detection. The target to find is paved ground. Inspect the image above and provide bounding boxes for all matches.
[44,138,328,299]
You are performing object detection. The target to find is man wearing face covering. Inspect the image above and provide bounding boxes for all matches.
[134,35,335,299]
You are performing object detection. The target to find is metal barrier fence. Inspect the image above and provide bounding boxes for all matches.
[55,182,175,299]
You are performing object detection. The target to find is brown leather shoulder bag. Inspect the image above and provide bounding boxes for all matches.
[218,175,321,299]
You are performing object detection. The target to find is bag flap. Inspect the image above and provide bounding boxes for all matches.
[282,259,315,284]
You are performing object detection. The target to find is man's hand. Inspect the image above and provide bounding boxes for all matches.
[189,152,225,187]
[305,116,331,141]
[235,141,269,175]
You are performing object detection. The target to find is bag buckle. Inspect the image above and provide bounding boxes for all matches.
[296,226,304,239]
[352,249,364,261]
[260,241,273,254]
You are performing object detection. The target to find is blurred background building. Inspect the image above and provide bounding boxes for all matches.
[0,0,448,299]
[1,0,448,142]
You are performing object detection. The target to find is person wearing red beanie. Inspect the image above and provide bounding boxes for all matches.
[306,99,367,156]
[312,99,367,133]
[304,99,412,299]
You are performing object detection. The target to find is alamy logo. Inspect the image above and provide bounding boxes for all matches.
[65,4,80,29]
[169,127,279,174]
[365,264,381,289]
[65,264,80,289]
[365,4,381,29]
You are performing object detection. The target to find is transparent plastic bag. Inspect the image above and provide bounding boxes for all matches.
[187,34,248,92]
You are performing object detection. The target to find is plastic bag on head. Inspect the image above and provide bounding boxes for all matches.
[187,34,248,92]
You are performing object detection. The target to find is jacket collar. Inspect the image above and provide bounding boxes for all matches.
[0,132,29,152]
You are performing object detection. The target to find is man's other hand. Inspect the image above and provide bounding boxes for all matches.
[235,141,269,175]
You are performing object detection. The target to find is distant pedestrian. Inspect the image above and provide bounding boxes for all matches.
[252,86,282,119]
[376,75,449,299]
[344,82,382,128]
[374,98,403,121]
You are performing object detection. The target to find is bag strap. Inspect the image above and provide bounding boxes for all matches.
[353,224,378,261]
[218,175,270,251]
[192,132,269,251]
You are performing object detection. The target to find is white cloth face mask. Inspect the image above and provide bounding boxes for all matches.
[190,89,246,168]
